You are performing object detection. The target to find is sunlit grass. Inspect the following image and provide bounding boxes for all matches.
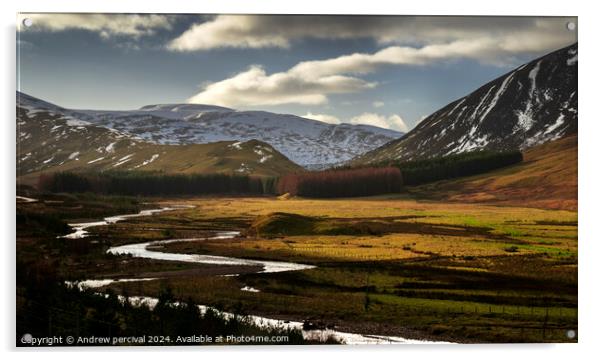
[154,196,577,262]
[20,193,577,343]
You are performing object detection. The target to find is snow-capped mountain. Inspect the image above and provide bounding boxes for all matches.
[16,101,302,183]
[355,43,577,164]
[16,92,403,167]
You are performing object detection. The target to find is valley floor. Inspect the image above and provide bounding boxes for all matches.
[16,192,577,344]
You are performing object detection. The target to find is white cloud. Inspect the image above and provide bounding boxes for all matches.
[302,112,341,124]
[188,38,533,107]
[349,113,408,132]
[373,101,385,108]
[168,15,289,51]
[169,15,575,63]
[302,111,410,131]
[187,65,375,107]
[184,16,576,108]
[18,13,173,38]
[287,38,551,76]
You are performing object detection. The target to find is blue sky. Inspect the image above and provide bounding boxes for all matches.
[17,14,576,132]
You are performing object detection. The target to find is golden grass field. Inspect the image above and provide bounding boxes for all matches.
[156,195,576,262]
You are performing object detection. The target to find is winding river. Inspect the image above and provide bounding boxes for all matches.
[64,204,449,345]
[63,206,192,239]
[108,231,315,273]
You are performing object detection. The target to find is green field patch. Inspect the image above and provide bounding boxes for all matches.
[515,244,576,258]
[372,293,576,321]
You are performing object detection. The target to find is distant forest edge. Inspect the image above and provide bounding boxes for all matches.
[378,150,524,186]
[281,150,523,196]
[38,172,278,196]
[277,167,402,198]
[37,150,523,197]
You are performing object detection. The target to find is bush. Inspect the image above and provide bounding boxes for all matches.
[16,211,71,236]
[16,272,318,346]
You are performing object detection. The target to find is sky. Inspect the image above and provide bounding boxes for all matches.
[16,14,577,132]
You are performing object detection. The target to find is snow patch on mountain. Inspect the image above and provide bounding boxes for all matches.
[528,60,541,96]
[88,157,105,164]
[66,118,92,128]
[479,73,514,122]
[133,154,160,169]
[113,154,134,167]
[567,48,578,66]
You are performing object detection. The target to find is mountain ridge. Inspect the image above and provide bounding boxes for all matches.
[17,92,403,167]
[16,102,302,185]
[354,43,577,164]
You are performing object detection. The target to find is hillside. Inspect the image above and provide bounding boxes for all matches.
[17,92,403,168]
[408,134,577,211]
[16,105,302,186]
[355,43,577,164]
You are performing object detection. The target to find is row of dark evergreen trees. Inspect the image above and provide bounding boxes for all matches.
[386,150,523,186]
[38,172,277,196]
[277,167,402,198]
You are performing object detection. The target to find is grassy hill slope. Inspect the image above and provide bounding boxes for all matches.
[407,134,577,210]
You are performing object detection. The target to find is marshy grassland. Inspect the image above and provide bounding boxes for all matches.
[17,193,576,343]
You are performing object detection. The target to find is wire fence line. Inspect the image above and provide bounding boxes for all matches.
[392,303,578,319]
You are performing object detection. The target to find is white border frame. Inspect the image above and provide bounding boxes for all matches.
[3,1,600,359]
